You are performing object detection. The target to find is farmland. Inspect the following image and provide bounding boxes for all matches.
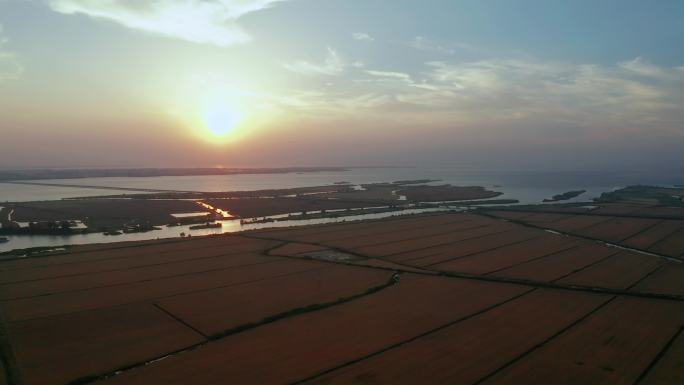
[0,208,683,384]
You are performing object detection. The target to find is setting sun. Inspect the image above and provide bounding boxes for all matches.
[203,103,242,139]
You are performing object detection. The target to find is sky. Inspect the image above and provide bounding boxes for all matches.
[0,0,683,170]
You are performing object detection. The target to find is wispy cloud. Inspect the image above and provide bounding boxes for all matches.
[406,36,455,55]
[352,32,374,42]
[406,58,684,126]
[283,47,346,76]
[406,36,488,57]
[365,70,411,81]
[0,24,23,82]
[274,57,684,134]
[47,0,286,47]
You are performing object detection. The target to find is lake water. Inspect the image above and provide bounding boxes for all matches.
[3,166,682,203]
[2,166,683,253]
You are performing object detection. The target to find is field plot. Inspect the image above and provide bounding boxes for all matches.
[490,244,620,282]
[0,251,278,300]
[543,215,615,233]
[268,242,328,256]
[7,304,204,385]
[2,210,683,385]
[622,220,684,250]
[591,204,650,216]
[256,213,464,240]
[648,228,684,258]
[316,219,491,253]
[557,251,664,290]
[352,223,517,259]
[98,276,527,385]
[632,263,684,296]
[480,297,684,385]
[638,329,684,385]
[276,215,487,250]
[631,206,684,219]
[572,217,661,243]
[424,235,576,275]
[0,235,277,280]
[482,210,536,220]
[379,225,515,263]
[156,265,392,336]
[2,258,326,322]
[255,213,472,246]
[518,212,572,224]
[305,289,610,385]
[415,229,541,268]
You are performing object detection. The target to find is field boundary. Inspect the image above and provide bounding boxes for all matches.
[290,287,537,384]
[67,272,401,385]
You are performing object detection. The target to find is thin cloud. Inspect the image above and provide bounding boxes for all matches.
[47,0,286,47]
[366,70,411,81]
[283,47,346,76]
[352,32,374,42]
[407,36,455,55]
[276,57,684,133]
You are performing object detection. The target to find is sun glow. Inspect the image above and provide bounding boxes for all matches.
[203,102,242,140]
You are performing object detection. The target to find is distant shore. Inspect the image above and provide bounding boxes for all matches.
[0,167,349,181]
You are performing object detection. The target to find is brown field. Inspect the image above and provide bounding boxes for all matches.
[485,209,684,260]
[591,203,649,216]
[302,217,489,251]
[490,244,620,282]
[480,297,684,385]
[648,228,684,257]
[305,289,610,385]
[0,209,682,385]
[261,213,479,246]
[8,303,204,385]
[519,212,572,223]
[376,225,516,262]
[349,258,437,274]
[251,213,466,247]
[0,252,276,300]
[572,217,661,243]
[633,263,684,296]
[482,210,536,220]
[268,242,329,256]
[638,329,684,385]
[2,258,325,322]
[100,276,527,385]
[544,215,614,232]
[417,229,541,268]
[0,237,277,284]
[557,251,664,290]
[631,206,684,219]
[155,265,392,336]
[622,220,684,249]
[424,235,576,275]
[351,223,516,258]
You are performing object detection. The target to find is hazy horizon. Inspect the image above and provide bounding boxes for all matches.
[1,0,683,170]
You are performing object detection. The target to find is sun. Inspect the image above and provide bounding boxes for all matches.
[203,103,242,139]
